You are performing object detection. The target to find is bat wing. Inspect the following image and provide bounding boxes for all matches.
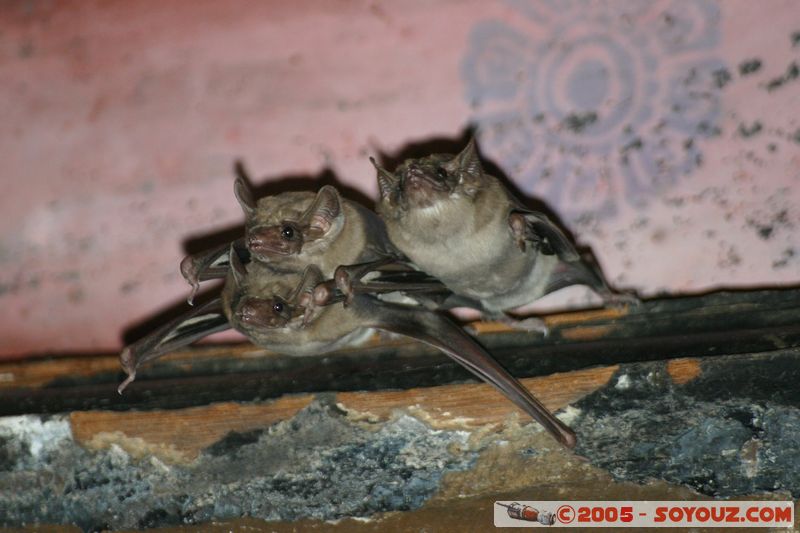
[118,297,230,393]
[357,266,451,295]
[317,260,484,311]
[355,295,576,448]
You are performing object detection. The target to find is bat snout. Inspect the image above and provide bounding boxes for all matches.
[235,301,265,325]
[247,226,299,256]
[247,232,269,252]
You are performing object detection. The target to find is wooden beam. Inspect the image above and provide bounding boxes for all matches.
[70,364,619,462]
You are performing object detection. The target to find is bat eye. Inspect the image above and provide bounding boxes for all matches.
[272,301,284,314]
[436,167,448,180]
[281,225,295,240]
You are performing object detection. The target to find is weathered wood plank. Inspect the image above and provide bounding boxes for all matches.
[70,364,620,462]
[1,288,798,416]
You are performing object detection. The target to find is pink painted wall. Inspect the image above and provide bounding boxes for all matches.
[1,0,798,358]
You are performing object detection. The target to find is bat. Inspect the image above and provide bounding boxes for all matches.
[181,164,400,303]
[118,247,375,392]
[121,245,576,446]
[224,247,577,448]
[372,138,636,326]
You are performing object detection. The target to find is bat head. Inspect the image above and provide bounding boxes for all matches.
[234,295,295,329]
[227,256,325,333]
[240,186,344,262]
[374,137,485,213]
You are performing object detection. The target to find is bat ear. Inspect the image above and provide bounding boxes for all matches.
[454,137,483,177]
[233,161,256,218]
[228,243,248,288]
[370,157,398,202]
[302,185,342,239]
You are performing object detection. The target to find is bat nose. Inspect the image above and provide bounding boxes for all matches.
[236,303,257,324]
[247,232,266,251]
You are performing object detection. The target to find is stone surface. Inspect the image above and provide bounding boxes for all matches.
[2,351,798,529]
[574,352,800,497]
[0,400,475,530]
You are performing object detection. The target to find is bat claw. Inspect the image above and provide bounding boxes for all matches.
[117,372,136,395]
[186,283,199,306]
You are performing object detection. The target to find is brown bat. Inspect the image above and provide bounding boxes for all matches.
[118,253,356,393]
[372,138,636,326]
[119,250,427,390]
[180,166,399,303]
[224,248,577,448]
[121,243,577,447]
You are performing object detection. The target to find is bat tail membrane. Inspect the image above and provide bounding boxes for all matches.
[355,295,576,448]
[118,297,230,393]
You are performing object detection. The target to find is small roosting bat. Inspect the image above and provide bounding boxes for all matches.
[372,138,637,329]
[121,244,576,447]
[180,164,399,304]
[225,247,577,448]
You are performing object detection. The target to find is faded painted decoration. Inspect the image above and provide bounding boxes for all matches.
[462,0,726,220]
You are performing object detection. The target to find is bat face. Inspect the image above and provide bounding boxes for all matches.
[235,181,344,263]
[246,191,315,258]
[374,138,487,213]
[248,219,306,257]
[234,295,297,329]
[224,245,325,334]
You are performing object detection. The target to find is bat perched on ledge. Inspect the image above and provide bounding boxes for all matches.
[122,252,577,446]
[121,243,576,448]
[372,138,637,329]
[180,163,400,304]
